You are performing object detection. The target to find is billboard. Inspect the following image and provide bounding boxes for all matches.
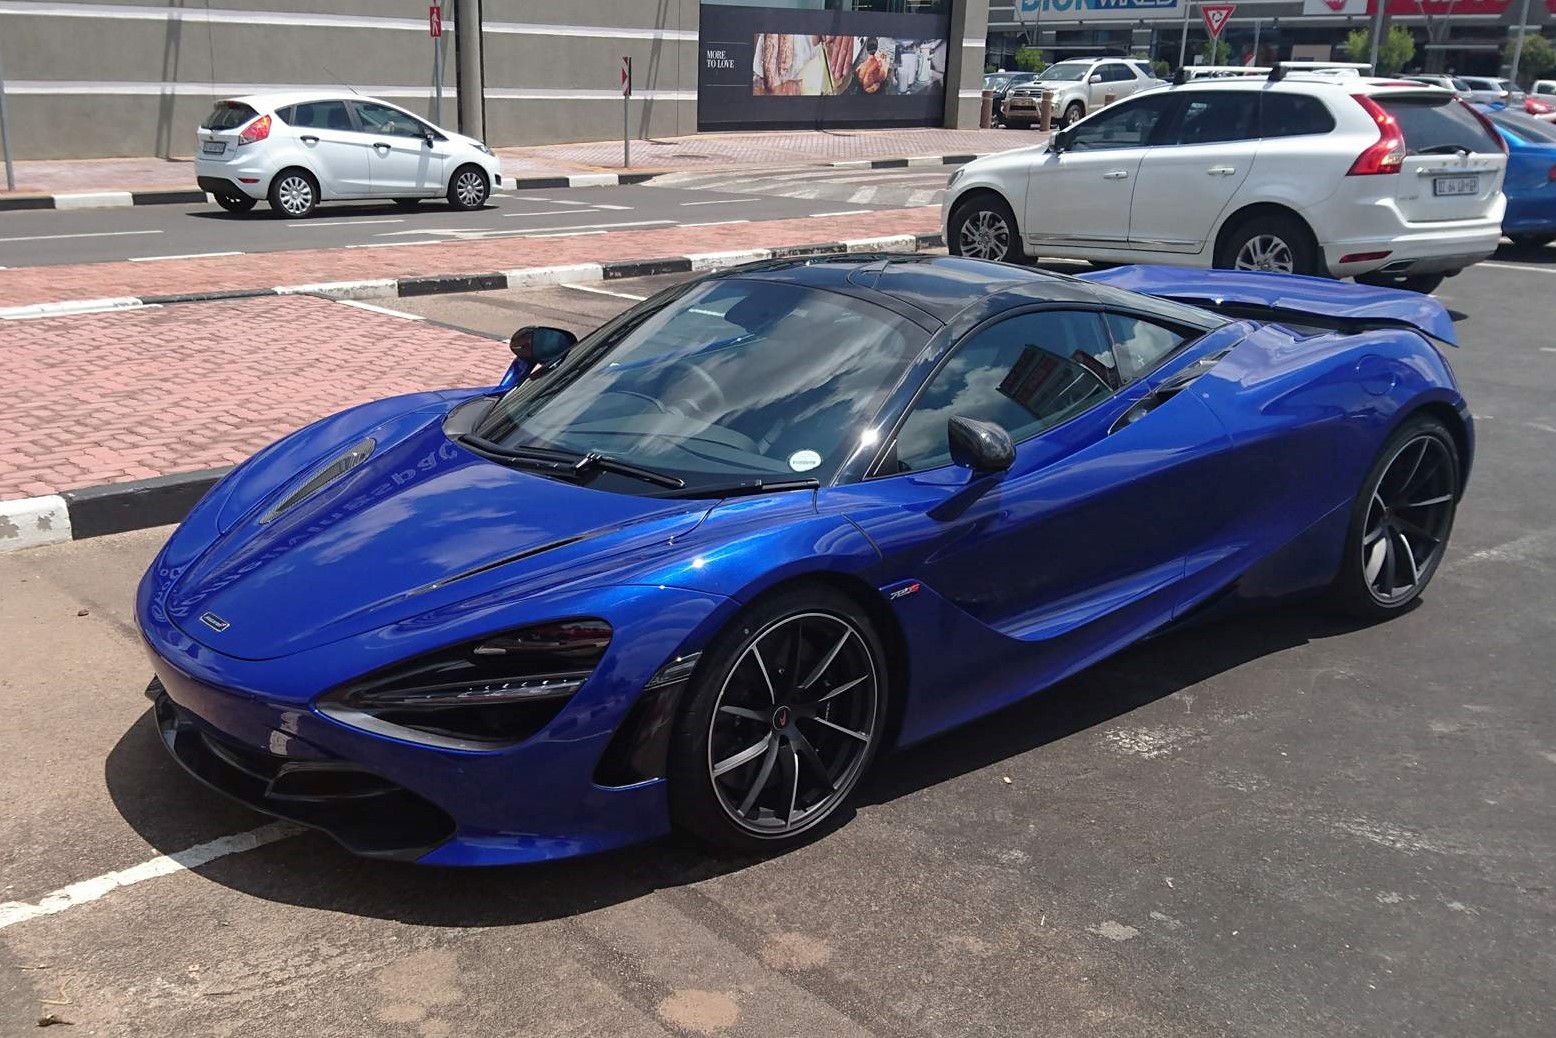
[700,4,950,130]
[1010,0,1185,22]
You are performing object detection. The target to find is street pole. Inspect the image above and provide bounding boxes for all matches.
[454,0,484,142]
[622,55,632,170]
[1368,0,1386,73]
[1252,19,1261,64]
[0,38,15,191]
[1509,0,1533,81]
[1178,0,1192,70]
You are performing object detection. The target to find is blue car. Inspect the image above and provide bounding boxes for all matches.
[137,257,1473,866]
[1477,103,1556,247]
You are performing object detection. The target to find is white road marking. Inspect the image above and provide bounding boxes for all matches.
[1541,346,1556,353]
[500,208,607,217]
[127,251,243,262]
[679,198,757,206]
[0,229,162,244]
[592,203,634,211]
[0,822,299,931]
[337,298,426,320]
[682,219,750,228]
[522,230,608,239]
[563,282,647,301]
[512,196,590,205]
[504,218,675,233]
[287,217,404,228]
[809,209,873,217]
[345,239,450,249]
[1477,261,1556,273]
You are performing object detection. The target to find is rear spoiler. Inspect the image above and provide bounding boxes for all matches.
[1079,265,1458,347]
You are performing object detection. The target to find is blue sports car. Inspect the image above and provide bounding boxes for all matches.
[137,256,1472,866]
[1476,103,1556,247]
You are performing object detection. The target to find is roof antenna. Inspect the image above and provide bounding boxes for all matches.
[323,66,361,95]
[1267,63,1287,83]
[1172,66,1188,86]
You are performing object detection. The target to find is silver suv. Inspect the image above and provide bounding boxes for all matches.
[1003,58,1164,129]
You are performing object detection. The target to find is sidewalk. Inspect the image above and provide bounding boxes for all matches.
[0,127,1037,199]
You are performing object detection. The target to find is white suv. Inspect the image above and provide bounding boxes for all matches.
[1001,58,1164,129]
[195,92,503,218]
[945,74,1508,292]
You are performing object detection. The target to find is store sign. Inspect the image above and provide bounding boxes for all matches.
[1012,0,1185,22]
[1300,0,1366,14]
[698,4,950,131]
[1378,0,1509,12]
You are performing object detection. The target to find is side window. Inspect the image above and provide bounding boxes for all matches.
[1169,91,1260,145]
[289,100,355,132]
[1130,61,1155,80]
[1104,313,1190,383]
[353,102,426,138]
[1102,63,1133,83]
[1260,94,1337,138]
[887,311,1117,474]
[1067,93,1175,151]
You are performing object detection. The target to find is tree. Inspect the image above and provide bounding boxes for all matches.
[1345,25,1415,74]
[1506,33,1556,83]
[1152,59,1170,79]
[1201,39,1231,66]
[1014,47,1047,73]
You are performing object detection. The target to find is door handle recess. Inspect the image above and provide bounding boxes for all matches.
[300,135,319,143]
[373,141,392,150]
[1208,166,1236,175]
[1102,170,1129,180]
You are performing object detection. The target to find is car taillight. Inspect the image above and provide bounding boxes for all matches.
[1549,164,1556,182]
[1526,97,1555,115]
[1348,94,1407,175]
[237,114,271,146]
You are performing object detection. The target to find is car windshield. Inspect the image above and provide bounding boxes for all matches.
[201,101,259,130]
[471,278,926,493]
[1039,64,1090,82]
[1488,108,1556,143]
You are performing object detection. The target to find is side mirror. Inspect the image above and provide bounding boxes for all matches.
[510,325,577,371]
[1089,73,1103,84]
[947,416,1015,475]
[423,130,436,146]
[1049,127,1073,154]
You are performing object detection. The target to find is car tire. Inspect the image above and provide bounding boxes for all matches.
[1214,212,1318,276]
[667,585,889,855]
[1510,233,1555,248]
[1062,101,1085,127]
[447,165,490,210]
[948,192,1023,264]
[1327,414,1460,620]
[214,194,257,214]
[1356,271,1446,294]
[393,198,422,209]
[267,168,319,218]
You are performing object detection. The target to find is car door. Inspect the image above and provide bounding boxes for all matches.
[1127,89,1260,254]
[283,99,372,197]
[1023,91,1177,249]
[351,101,446,196]
[835,306,1238,734]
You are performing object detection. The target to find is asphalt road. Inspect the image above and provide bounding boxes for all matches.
[2,250,1554,1037]
[0,166,955,269]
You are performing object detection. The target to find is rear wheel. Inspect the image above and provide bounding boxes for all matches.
[1215,212,1317,276]
[268,169,318,218]
[214,193,257,214]
[447,165,489,210]
[667,587,888,854]
[949,193,1023,263]
[1328,415,1460,619]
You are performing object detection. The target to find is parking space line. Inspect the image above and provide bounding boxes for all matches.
[683,219,750,228]
[679,198,757,206]
[0,229,162,244]
[128,251,244,262]
[1478,262,1556,274]
[809,209,873,217]
[287,218,404,228]
[503,219,676,233]
[0,822,299,931]
[512,196,590,205]
[563,283,647,301]
[337,299,426,321]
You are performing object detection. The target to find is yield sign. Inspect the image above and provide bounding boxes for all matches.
[1201,4,1236,39]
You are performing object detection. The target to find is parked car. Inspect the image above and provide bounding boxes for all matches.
[1476,104,1556,247]
[1520,95,1556,123]
[1533,79,1556,99]
[1002,57,1163,128]
[195,92,503,218]
[1460,76,1525,106]
[138,254,1472,863]
[1402,74,1470,96]
[984,71,1041,123]
[945,73,1508,293]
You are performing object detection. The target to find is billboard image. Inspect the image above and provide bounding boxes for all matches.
[752,34,946,98]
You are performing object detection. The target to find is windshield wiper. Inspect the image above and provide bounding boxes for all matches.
[1417,143,1473,156]
[652,477,820,499]
[457,434,685,489]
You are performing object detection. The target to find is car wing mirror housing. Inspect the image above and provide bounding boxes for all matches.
[503,325,577,386]
[947,415,1015,475]
[1049,127,1072,154]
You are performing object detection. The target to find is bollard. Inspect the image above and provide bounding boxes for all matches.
[1039,93,1053,133]
[980,89,993,129]
[1103,91,1117,107]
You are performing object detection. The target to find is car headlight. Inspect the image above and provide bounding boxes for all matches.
[317,619,613,750]
[947,167,965,189]
[474,142,493,155]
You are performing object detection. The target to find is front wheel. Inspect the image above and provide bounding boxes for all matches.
[447,165,490,210]
[667,587,889,854]
[214,193,257,214]
[1327,415,1460,619]
[948,193,1023,263]
[1061,101,1085,127]
[1215,213,1317,276]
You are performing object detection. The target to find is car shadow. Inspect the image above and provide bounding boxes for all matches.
[185,201,496,221]
[103,601,1385,926]
[1492,240,1556,265]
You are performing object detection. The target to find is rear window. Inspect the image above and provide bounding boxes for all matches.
[1260,93,1337,137]
[201,101,258,131]
[1374,96,1501,155]
[1488,109,1556,144]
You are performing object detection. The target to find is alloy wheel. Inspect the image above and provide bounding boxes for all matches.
[958,210,1010,261]
[1361,434,1456,605]
[454,170,487,208]
[707,612,878,838]
[1234,234,1295,273]
[277,175,314,216]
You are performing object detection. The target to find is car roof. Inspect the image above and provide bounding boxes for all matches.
[217,90,400,111]
[1151,75,1448,98]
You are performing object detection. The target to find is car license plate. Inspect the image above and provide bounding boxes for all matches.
[1433,175,1478,197]
[201,140,226,155]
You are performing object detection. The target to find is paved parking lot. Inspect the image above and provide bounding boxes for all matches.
[2,249,1554,1037]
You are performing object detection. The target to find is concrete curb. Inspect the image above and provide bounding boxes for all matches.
[0,151,993,213]
[0,231,946,320]
[0,231,946,550]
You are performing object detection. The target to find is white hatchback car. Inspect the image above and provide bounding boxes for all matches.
[195,92,502,218]
[944,73,1508,292]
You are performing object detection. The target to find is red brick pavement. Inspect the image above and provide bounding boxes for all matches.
[0,208,939,309]
[0,295,504,502]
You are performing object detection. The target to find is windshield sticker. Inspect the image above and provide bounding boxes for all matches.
[788,449,822,473]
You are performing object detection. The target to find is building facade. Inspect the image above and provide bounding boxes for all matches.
[0,0,989,160]
[986,0,1556,78]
